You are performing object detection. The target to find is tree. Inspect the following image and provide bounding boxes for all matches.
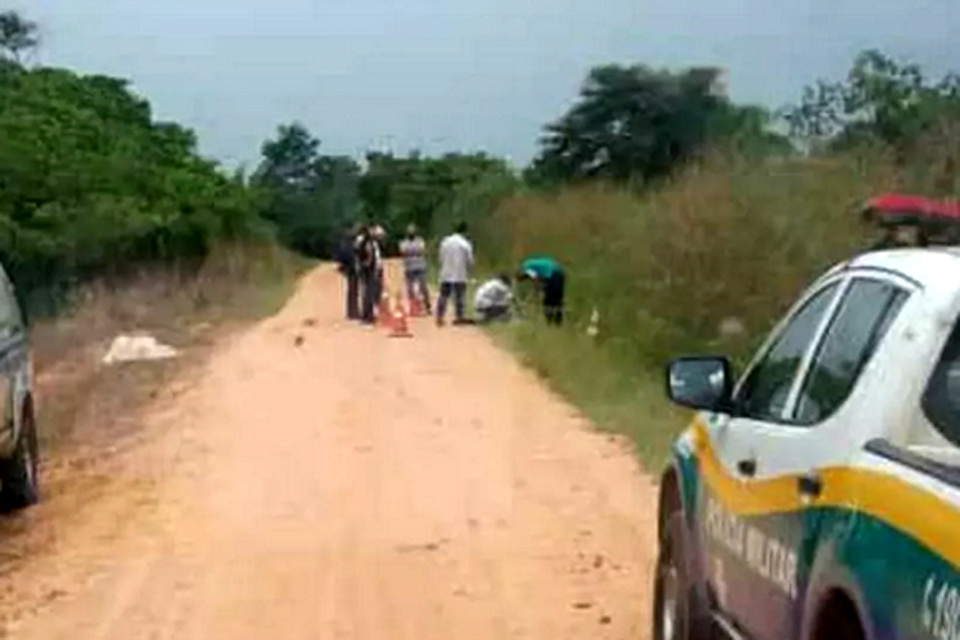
[528,65,732,184]
[254,127,512,256]
[253,123,362,257]
[358,151,513,235]
[0,11,39,64]
[785,50,960,151]
[0,60,264,302]
[707,104,795,157]
[255,123,320,190]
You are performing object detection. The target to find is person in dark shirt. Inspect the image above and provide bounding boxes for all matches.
[518,256,565,326]
[356,225,384,324]
[336,223,361,320]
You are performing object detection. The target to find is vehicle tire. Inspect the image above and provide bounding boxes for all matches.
[654,512,707,640]
[0,408,39,513]
[816,614,861,640]
[810,593,864,640]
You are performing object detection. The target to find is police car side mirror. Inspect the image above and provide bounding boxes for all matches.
[665,356,734,412]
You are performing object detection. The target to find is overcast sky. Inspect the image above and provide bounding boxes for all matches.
[15,0,960,168]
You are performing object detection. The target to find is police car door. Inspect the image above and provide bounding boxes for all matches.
[703,272,911,640]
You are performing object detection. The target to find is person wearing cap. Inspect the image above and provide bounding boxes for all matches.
[399,223,432,313]
[436,222,474,326]
[518,256,565,326]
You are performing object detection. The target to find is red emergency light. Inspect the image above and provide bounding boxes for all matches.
[862,193,960,226]
[862,193,960,247]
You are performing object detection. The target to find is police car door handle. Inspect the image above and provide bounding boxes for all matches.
[736,458,757,477]
[797,473,823,498]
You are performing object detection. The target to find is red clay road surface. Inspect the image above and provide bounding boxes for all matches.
[0,264,659,639]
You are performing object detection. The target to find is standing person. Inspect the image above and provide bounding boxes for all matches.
[473,274,513,324]
[436,222,473,326]
[518,256,565,325]
[356,226,382,324]
[399,223,432,313]
[336,223,361,320]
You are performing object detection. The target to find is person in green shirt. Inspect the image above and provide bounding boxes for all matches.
[518,256,565,325]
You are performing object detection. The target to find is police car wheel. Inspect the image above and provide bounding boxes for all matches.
[654,513,703,640]
[0,408,39,513]
[810,594,864,640]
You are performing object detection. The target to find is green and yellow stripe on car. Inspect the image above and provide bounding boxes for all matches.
[673,418,960,640]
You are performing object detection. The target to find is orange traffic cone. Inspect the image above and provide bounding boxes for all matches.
[389,292,413,338]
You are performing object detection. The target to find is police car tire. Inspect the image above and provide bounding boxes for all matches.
[0,409,39,512]
[654,512,709,640]
[810,594,864,640]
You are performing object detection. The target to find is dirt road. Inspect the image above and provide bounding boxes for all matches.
[0,265,658,639]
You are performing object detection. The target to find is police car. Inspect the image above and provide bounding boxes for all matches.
[655,213,960,639]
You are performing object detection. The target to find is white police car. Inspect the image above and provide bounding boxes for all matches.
[657,247,960,640]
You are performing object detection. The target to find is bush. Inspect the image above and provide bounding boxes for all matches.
[0,60,267,315]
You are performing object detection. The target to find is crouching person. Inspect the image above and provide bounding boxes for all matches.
[474,274,513,324]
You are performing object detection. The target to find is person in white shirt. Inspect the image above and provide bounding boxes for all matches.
[436,222,474,326]
[474,274,513,324]
[370,224,386,307]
